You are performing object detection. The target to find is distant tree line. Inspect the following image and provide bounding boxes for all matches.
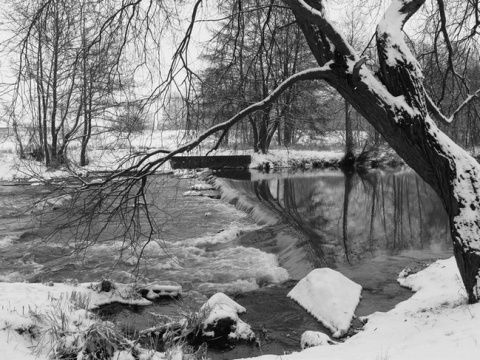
[5,0,148,167]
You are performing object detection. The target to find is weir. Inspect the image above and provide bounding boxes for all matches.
[170,155,252,170]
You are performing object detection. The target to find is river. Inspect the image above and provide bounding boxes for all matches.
[0,168,453,357]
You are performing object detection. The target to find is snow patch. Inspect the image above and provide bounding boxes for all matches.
[301,331,337,349]
[236,257,480,360]
[182,190,202,196]
[397,257,467,308]
[0,235,17,248]
[0,281,154,360]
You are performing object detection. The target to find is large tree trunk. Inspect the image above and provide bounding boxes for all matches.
[286,0,480,302]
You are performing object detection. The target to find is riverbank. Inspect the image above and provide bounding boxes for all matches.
[1,257,478,360]
[239,257,480,360]
[0,144,403,182]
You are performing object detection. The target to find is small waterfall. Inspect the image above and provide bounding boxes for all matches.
[213,177,279,226]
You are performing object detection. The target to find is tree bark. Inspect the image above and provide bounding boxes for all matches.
[341,99,355,167]
[342,170,354,263]
[257,106,273,154]
[248,116,259,153]
[50,3,60,166]
[286,0,480,302]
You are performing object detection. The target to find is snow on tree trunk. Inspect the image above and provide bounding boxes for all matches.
[286,0,480,302]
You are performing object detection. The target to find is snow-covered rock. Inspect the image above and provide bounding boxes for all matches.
[200,292,254,342]
[182,190,202,196]
[200,292,246,314]
[191,183,215,191]
[138,281,182,300]
[300,331,338,349]
[287,268,362,338]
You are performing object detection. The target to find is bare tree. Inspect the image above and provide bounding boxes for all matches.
[197,0,324,153]
[5,0,161,166]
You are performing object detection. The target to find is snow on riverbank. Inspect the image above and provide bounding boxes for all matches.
[240,257,480,360]
[0,282,157,360]
[249,149,343,169]
[2,258,477,360]
[0,125,347,182]
[0,143,344,182]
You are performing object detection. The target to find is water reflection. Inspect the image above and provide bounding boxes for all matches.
[220,170,451,269]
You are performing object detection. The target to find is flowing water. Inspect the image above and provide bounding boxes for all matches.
[0,169,452,357]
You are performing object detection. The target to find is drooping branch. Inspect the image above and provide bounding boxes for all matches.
[163,66,331,148]
[88,64,334,186]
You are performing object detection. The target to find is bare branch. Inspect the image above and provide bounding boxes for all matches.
[91,64,334,184]
[427,89,480,125]
[145,65,334,167]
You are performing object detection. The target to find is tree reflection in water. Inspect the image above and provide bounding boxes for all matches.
[222,170,451,269]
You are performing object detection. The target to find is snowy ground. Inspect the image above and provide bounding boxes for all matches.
[0,281,161,360]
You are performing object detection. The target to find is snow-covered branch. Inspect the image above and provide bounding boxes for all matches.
[282,0,357,58]
[427,89,480,125]
[377,0,425,79]
[376,0,427,114]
